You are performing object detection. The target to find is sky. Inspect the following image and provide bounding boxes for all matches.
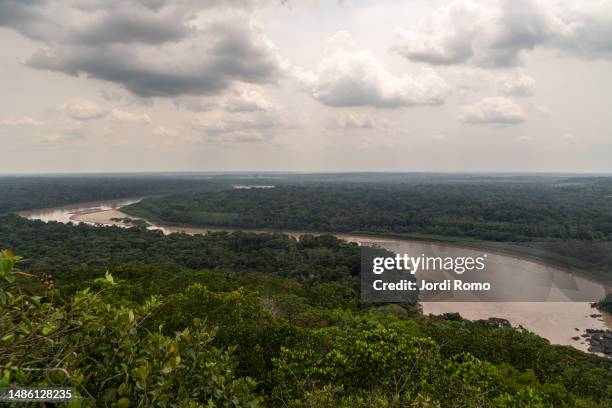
[1,0,611,173]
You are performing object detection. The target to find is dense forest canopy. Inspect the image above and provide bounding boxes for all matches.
[125,177,612,242]
[2,218,612,406]
[2,173,612,405]
[0,214,361,286]
[0,174,228,214]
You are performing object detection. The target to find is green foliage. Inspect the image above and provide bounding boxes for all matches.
[272,328,439,401]
[0,249,22,304]
[3,174,612,406]
[126,179,612,242]
[595,293,612,313]
[0,256,259,407]
[0,216,360,285]
[1,213,611,407]
[271,327,555,407]
[0,175,228,214]
[122,179,612,282]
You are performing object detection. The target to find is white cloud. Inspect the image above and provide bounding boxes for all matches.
[33,132,86,146]
[57,99,108,121]
[513,135,532,142]
[110,109,152,125]
[393,0,612,67]
[325,30,356,53]
[445,67,496,92]
[0,116,44,127]
[223,85,277,112]
[152,126,178,138]
[457,96,526,125]
[30,121,88,146]
[190,109,287,143]
[310,44,449,108]
[563,132,576,140]
[326,113,390,130]
[208,131,272,143]
[534,104,552,115]
[394,0,483,65]
[195,113,279,134]
[498,69,535,97]
[56,99,152,124]
[0,114,92,146]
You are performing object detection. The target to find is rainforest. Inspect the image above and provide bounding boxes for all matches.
[1,174,612,407]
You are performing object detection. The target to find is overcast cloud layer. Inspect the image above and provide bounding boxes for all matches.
[0,0,611,172]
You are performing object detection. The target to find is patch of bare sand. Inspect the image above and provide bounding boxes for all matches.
[70,209,135,226]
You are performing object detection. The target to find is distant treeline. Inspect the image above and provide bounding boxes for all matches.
[0,175,228,214]
[125,178,612,242]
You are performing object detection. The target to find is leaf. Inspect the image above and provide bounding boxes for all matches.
[130,365,148,380]
[105,271,116,285]
[93,271,118,287]
[117,397,131,408]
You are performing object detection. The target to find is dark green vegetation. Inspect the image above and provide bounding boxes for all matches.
[124,176,612,283]
[0,174,229,214]
[2,216,612,407]
[0,214,359,285]
[125,177,612,241]
[595,293,612,313]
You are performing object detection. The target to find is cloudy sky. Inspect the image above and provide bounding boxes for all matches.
[1,0,611,173]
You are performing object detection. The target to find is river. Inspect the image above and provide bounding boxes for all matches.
[17,197,612,354]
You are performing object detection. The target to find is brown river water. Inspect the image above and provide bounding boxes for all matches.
[17,198,612,354]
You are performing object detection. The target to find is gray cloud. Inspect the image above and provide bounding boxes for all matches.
[0,0,52,41]
[0,0,257,43]
[74,10,192,45]
[26,23,283,97]
[482,0,553,67]
[552,1,612,60]
[2,0,285,97]
[189,92,288,143]
[28,47,229,97]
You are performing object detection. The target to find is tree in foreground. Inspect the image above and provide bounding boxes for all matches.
[0,249,259,407]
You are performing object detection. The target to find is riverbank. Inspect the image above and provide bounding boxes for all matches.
[122,204,612,287]
[14,197,612,355]
[36,197,611,296]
